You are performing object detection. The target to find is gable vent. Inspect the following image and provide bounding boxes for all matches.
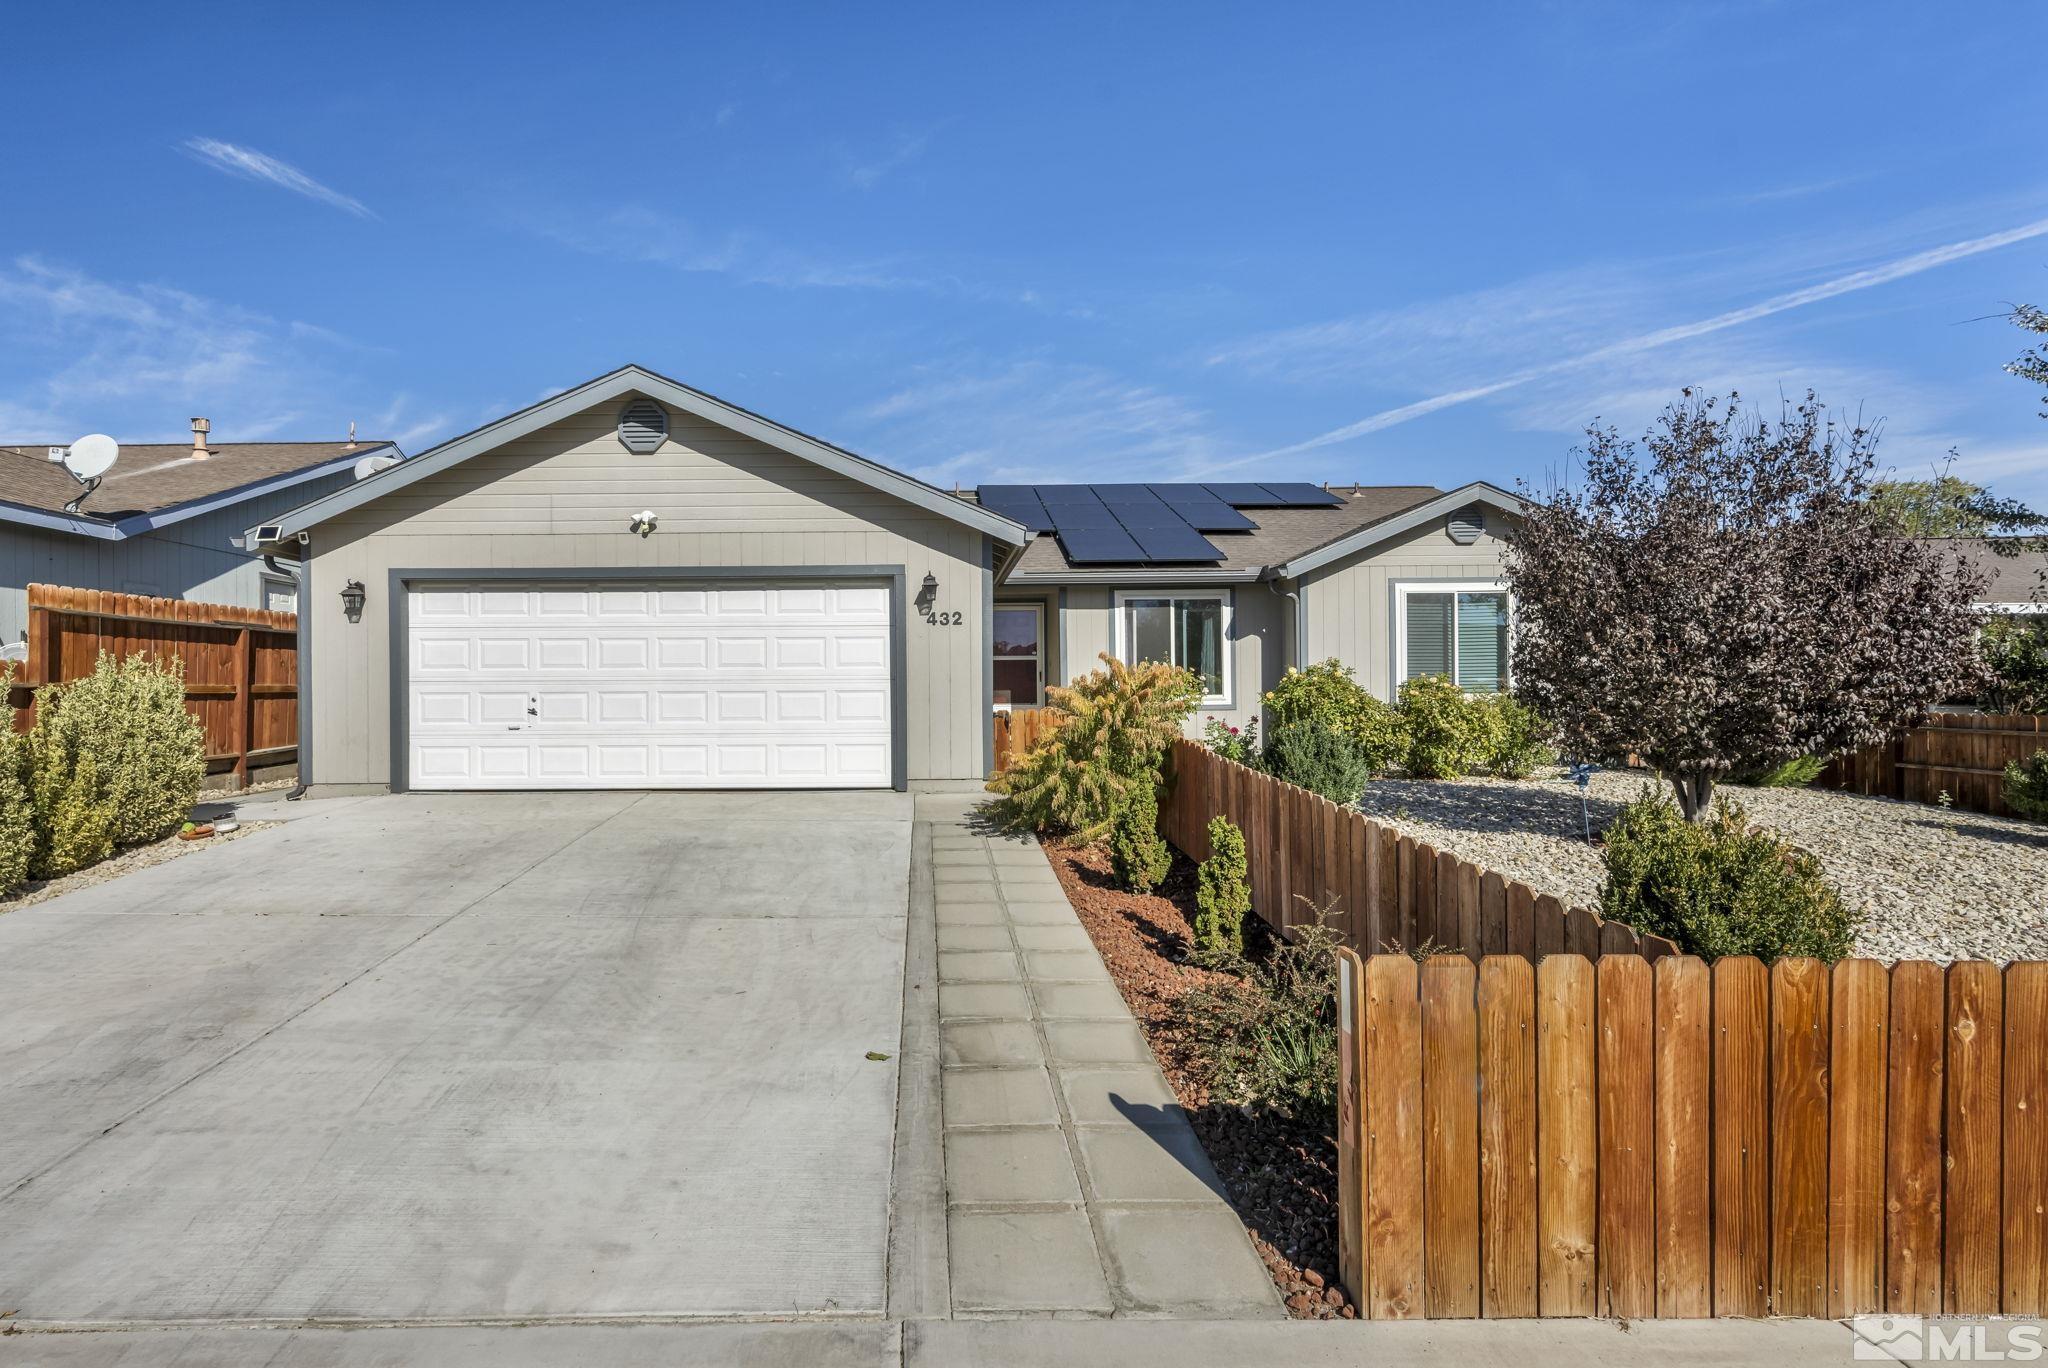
[1446,504,1484,544]
[618,399,669,454]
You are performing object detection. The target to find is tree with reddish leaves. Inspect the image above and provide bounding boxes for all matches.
[1506,391,1986,822]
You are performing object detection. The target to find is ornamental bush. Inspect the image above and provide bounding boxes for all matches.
[1980,618,2048,714]
[2005,750,2048,822]
[1261,721,1374,803]
[1200,714,1260,765]
[1108,779,1171,894]
[1597,790,1858,962]
[989,653,1202,844]
[1396,674,1492,778]
[1193,815,1250,958]
[23,651,206,879]
[1263,659,1406,772]
[0,723,34,894]
[1478,695,1557,779]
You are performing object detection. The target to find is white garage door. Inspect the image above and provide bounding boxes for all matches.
[405,582,893,790]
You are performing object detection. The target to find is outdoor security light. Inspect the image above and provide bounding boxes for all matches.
[917,573,939,613]
[340,579,366,623]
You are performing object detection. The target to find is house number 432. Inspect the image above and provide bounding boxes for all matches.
[926,609,962,626]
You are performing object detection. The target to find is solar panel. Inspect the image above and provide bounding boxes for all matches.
[1128,523,1225,562]
[1255,482,1344,507]
[1200,482,1289,506]
[1043,501,1121,529]
[1057,525,1148,564]
[1150,485,1259,531]
[976,485,1053,532]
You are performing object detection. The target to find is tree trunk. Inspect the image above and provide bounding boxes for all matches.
[1670,772,1717,823]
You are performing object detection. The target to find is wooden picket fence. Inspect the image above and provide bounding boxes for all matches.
[1161,738,1677,961]
[1333,950,2048,1320]
[12,584,298,788]
[1818,711,2048,818]
[991,705,1063,775]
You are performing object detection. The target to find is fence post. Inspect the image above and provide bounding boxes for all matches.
[233,625,254,788]
[1335,947,1366,1310]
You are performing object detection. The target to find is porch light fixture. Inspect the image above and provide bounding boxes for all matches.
[918,573,939,611]
[340,579,366,623]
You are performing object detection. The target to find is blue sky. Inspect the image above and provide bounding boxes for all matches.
[7,2,2048,507]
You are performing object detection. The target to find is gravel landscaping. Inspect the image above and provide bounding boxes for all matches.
[0,819,279,915]
[1355,768,2048,963]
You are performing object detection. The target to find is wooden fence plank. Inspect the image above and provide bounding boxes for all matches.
[1536,954,1597,1315]
[1770,957,1831,1317]
[1887,960,1946,1315]
[1534,894,1567,959]
[1654,955,1713,1317]
[1336,948,1367,1309]
[1455,861,1481,961]
[1596,954,1655,1319]
[1829,958,1889,1318]
[1506,882,1536,960]
[2007,962,2048,1316]
[1422,956,1481,1318]
[1712,956,1770,1317]
[1478,955,1538,1318]
[1479,871,1507,958]
[1946,960,2004,1316]
[1365,955,1425,1319]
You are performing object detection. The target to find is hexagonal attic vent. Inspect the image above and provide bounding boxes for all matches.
[618,398,668,454]
[1446,504,1484,544]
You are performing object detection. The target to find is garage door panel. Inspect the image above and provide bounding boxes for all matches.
[407,580,893,791]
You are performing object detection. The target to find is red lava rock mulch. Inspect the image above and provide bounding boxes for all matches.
[1040,839,1356,1320]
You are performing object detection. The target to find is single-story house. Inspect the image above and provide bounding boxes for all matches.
[0,420,400,644]
[1941,537,2048,617]
[245,365,1523,796]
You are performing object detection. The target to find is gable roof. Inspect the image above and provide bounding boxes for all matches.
[1270,482,1527,578]
[244,364,1027,551]
[995,483,1520,583]
[0,440,397,542]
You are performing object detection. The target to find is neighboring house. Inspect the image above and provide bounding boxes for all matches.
[0,419,400,645]
[986,480,1527,734]
[242,363,1523,795]
[1939,537,2048,617]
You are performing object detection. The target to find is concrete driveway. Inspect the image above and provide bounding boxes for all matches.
[0,789,912,1323]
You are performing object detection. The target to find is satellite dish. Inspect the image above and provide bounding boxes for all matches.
[352,453,401,481]
[63,434,119,482]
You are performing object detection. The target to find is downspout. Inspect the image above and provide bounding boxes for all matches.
[1265,573,1302,729]
[265,553,310,802]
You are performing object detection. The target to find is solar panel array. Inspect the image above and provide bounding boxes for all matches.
[977,482,1344,565]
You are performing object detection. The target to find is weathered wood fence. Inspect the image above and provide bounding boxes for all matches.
[991,706,1062,775]
[1334,950,2048,1320]
[1818,711,2047,818]
[1162,739,1676,960]
[12,584,298,788]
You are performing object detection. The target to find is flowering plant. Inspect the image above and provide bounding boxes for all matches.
[1200,714,1259,764]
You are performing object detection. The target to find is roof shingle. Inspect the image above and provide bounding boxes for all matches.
[0,441,390,522]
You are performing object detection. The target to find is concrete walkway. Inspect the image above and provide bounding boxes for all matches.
[925,809,1281,1319]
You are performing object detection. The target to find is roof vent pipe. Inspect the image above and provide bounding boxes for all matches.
[190,417,211,459]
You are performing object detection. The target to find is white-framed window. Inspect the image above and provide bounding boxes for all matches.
[993,602,1045,709]
[261,574,299,615]
[1114,589,1231,705]
[1394,580,1510,694]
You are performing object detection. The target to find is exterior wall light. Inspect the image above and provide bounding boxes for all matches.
[917,573,939,615]
[630,510,659,537]
[340,579,366,623]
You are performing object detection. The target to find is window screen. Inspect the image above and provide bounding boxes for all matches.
[1404,592,1453,681]
[1456,592,1508,692]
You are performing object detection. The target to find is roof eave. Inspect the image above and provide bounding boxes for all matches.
[244,366,1026,550]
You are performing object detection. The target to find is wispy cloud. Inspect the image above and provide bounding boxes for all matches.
[835,129,933,190]
[1209,212,2048,470]
[180,137,375,219]
[849,357,1225,485]
[0,256,366,441]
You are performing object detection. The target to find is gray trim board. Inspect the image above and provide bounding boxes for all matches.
[1003,568,1262,587]
[298,534,313,788]
[1057,586,1068,692]
[384,565,910,794]
[982,537,995,777]
[1272,482,1527,579]
[249,366,1025,549]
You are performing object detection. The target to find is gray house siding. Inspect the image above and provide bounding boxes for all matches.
[1297,508,1515,700]
[1044,582,1286,738]
[300,399,992,790]
[0,468,353,645]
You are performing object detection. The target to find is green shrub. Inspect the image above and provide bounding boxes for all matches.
[2005,750,2048,821]
[1176,897,1342,1115]
[0,724,34,894]
[1478,695,1557,779]
[1980,617,2048,714]
[1396,674,1492,778]
[1261,721,1374,803]
[989,653,1202,843]
[1193,815,1250,957]
[1264,659,1406,771]
[1730,754,1828,789]
[21,652,206,879]
[1108,779,1171,893]
[1597,790,1859,962]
